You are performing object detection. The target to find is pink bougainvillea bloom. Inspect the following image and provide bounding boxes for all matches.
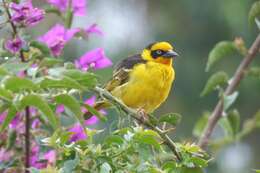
[56,104,65,114]
[72,0,87,16]
[44,150,56,165]
[75,48,112,71]
[38,24,80,56]
[5,37,24,54]
[83,96,106,125]
[85,24,104,36]
[0,148,13,162]
[69,123,87,142]
[47,0,86,16]
[31,119,40,129]
[10,1,44,26]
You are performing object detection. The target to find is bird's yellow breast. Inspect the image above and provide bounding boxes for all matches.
[111,62,175,113]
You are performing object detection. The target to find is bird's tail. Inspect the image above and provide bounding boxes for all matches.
[84,101,110,120]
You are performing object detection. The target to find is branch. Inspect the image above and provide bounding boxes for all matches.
[3,1,29,172]
[93,86,182,162]
[198,34,260,148]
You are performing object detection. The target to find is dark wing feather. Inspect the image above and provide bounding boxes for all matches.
[104,54,146,92]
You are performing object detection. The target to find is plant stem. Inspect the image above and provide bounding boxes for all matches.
[3,1,30,171]
[198,34,260,149]
[93,86,182,162]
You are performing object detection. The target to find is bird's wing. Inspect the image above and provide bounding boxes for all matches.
[104,54,146,92]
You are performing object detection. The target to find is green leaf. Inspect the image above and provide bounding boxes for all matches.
[105,135,124,146]
[100,162,112,173]
[134,130,160,149]
[223,92,239,111]
[6,130,17,150]
[0,67,9,76]
[190,157,208,167]
[180,167,204,173]
[193,112,209,137]
[254,169,260,173]
[39,58,63,68]
[63,69,98,89]
[206,41,237,71]
[0,105,17,132]
[44,7,62,16]
[249,1,260,25]
[28,168,40,173]
[39,77,84,90]
[3,76,39,92]
[0,60,30,75]
[55,94,84,126]
[247,66,260,79]
[200,71,228,97]
[227,109,240,136]
[219,116,233,137]
[0,88,13,102]
[19,94,58,129]
[254,110,260,128]
[162,161,176,171]
[61,154,79,173]
[159,113,182,126]
[84,104,107,122]
[30,41,50,56]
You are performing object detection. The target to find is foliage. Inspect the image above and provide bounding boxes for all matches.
[0,0,259,173]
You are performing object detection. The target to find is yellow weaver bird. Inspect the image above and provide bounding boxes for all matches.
[86,41,178,117]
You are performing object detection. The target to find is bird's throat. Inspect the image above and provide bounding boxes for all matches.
[155,57,172,66]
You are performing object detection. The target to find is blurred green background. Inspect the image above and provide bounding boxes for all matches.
[33,0,260,172]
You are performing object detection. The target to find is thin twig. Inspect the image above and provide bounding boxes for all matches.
[93,86,182,162]
[198,34,260,148]
[3,1,30,172]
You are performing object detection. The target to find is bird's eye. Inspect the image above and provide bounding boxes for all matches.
[156,50,162,55]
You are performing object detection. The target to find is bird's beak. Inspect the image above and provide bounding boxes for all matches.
[163,50,179,58]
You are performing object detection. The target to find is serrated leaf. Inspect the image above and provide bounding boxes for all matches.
[223,92,239,111]
[39,58,63,68]
[19,94,58,129]
[84,104,107,122]
[3,76,39,92]
[249,1,260,25]
[55,94,84,126]
[39,77,84,90]
[0,105,17,132]
[100,162,112,173]
[159,113,182,126]
[63,69,98,89]
[0,88,13,102]
[193,112,209,137]
[206,41,237,71]
[200,71,228,97]
[30,41,50,56]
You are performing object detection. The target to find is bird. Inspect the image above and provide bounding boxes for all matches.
[85,41,178,119]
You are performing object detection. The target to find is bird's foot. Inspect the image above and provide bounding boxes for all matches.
[136,108,148,123]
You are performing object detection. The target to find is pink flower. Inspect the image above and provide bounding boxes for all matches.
[69,123,87,142]
[44,150,56,165]
[85,24,104,37]
[38,24,80,56]
[47,0,87,16]
[56,104,65,114]
[75,48,112,71]
[83,96,106,125]
[0,148,13,162]
[5,37,24,54]
[10,1,45,26]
